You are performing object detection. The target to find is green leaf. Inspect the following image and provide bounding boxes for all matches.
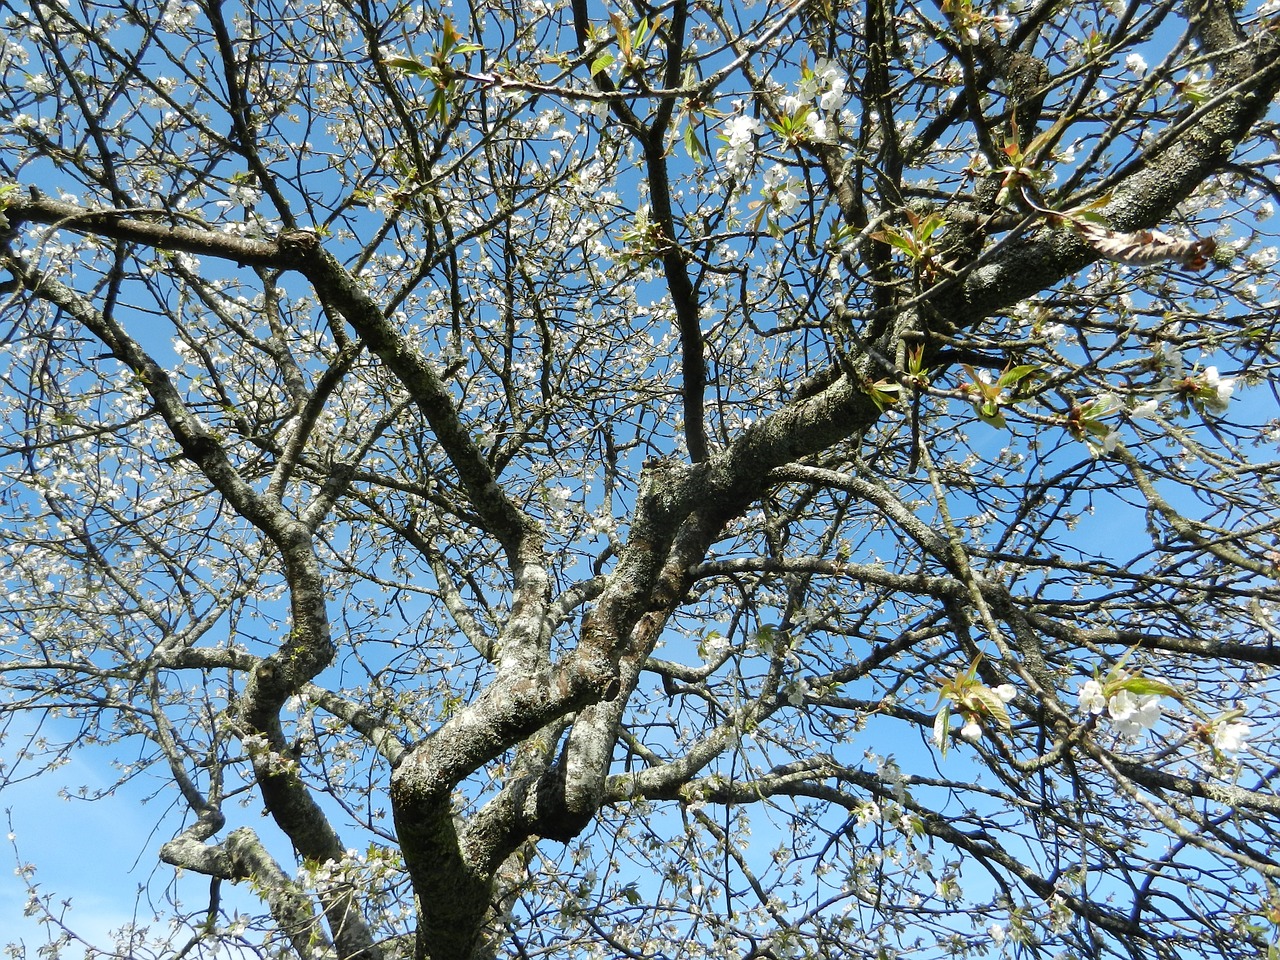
[590,52,615,77]
[426,90,448,120]
[682,121,703,161]
[870,227,920,259]
[996,364,1041,389]
[631,15,656,48]
[864,378,902,410]
[976,407,1008,429]
[384,55,429,76]
[915,213,947,243]
[934,709,951,758]
[967,686,1012,729]
[609,11,632,61]
[1114,676,1181,700]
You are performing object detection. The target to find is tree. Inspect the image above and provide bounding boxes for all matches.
[1,0,1279,956]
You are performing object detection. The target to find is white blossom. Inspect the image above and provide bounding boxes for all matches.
[547,485,574,514]
[1077,679,1106,715]
[23,73,54,95]
[1152,341,1185,378]
[719,114,763,174]
[785,678,810,706]
[1108,689,1162,738]
[1040,321,1067,342]
[763,164,802,216]
[779,93,805,115]
[1200,366,1235,413]
[1212,719,1249,753]
[806,111,831,140]
[1130,398,1160,418]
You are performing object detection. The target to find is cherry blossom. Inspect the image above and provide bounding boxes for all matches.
[0,2,1276,959]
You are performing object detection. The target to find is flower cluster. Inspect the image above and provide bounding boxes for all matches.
[781,59,848,114]
[932,654,1017,756]
[1105,688,1163,738]
[761,164,802,217]
[1148,339,1237,416]
[1184,365,1235,414]
[1077,678,1167,739]
[1080,679,1251,756]
[778,58,850,140]
[958,684,1016,740]
[718,114,764,175]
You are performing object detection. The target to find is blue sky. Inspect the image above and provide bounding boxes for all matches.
[3,715,170,953]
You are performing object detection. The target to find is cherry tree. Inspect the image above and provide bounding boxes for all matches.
[2,0,1279,958]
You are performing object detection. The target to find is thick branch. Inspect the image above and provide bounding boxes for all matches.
[958,21,1280,320]
[161,827,335,960]
[4,195,283,265]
